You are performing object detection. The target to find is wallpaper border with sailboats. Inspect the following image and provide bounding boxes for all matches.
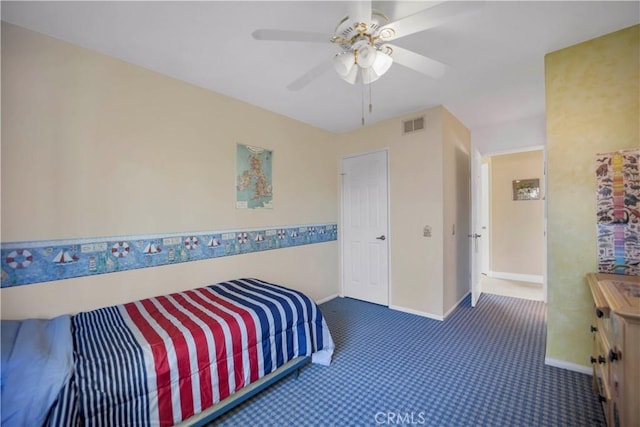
[0,223,338,288]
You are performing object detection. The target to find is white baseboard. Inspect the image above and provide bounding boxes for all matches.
[489,271,543,284]
[544,357,592,375]
[443,291,471,319]
[389,304,443,321]
[315,293,340,305]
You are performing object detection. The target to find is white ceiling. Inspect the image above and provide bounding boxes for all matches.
[2,1,638,133]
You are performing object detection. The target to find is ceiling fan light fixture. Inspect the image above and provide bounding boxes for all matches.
[342,64,359,84]
[361,67,381,85]
[371,50,393,76]
[333,51,355,77]
[356,44,376,69]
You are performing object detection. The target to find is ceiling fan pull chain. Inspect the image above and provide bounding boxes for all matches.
[369,81,373,114]
[361,77,365,126]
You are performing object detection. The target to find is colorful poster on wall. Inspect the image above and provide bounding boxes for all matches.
[595,148,640,275]
[236,143,273,209]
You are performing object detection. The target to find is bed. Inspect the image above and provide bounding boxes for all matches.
[1,278,334,427]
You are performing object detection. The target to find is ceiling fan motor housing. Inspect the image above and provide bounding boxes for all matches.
[334,11,388,51]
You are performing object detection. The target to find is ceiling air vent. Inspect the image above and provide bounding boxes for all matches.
[403,116,425,135]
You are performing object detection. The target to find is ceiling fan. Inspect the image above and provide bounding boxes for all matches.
[252,1,484,91]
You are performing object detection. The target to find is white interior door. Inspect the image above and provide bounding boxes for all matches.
[341,150,389,306]
[470,148,483,307]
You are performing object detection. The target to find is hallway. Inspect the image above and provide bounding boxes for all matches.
[481,275,544,301]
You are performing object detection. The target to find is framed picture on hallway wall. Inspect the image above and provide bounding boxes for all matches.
[512,178,540,201]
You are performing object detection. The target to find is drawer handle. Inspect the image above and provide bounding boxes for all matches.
[598,355,606,364]
[595,308,604,318]
[590,325,598,332]
[598,394,607,403]
[609,349,619,362]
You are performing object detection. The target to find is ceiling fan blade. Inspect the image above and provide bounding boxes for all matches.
[378,1,484,42]
[252,29,328,43]
[287,59,333,91]
[384,44,448,79]
[347,1,372,27]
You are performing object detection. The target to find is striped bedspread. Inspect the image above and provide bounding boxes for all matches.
[48,278,334,426]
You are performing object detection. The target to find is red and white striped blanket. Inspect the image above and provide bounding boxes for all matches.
[47,278,334,426]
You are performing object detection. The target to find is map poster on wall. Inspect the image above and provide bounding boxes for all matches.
[236,143,273,209]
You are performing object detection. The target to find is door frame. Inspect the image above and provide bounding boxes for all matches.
[471,148,483,306]
[481,162,490,275]
[471,145,548,304]
[340,148,391,305]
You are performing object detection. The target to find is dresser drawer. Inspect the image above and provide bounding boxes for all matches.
[591,331,611,401]
[586,273,640,427]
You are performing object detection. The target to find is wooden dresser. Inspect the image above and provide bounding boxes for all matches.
[587,273,640,427]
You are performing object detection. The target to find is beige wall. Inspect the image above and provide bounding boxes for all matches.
[336,108,444,316]
[443,108,471,312]
[336,106,470,318]
[545,24,639,367]
[1,23,340,318]
[0,23,467,323]
[490,150,544,276]
[1,245,339,319]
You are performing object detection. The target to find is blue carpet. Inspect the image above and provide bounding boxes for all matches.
[211,294,604,426]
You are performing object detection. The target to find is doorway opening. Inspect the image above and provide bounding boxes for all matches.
[477,147,546,302]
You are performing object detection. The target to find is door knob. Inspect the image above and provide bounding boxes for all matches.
[467,233,481,251]
[376,235,386,240]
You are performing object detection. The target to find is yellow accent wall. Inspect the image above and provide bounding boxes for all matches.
[545,25,639,366]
